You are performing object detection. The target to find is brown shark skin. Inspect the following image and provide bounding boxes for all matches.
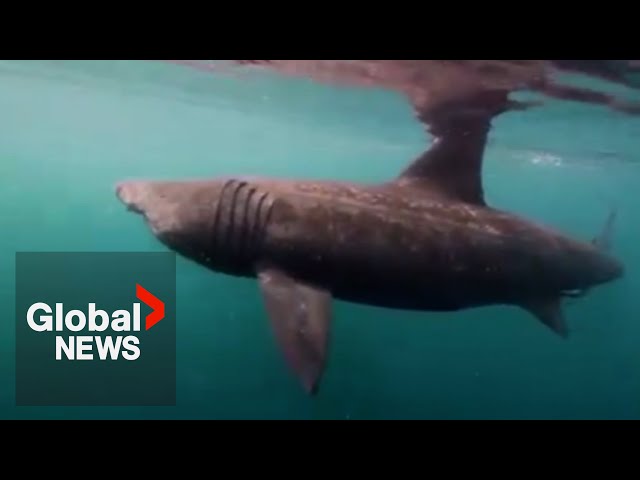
[115,175,623,315]
[117,64,628,393]
[262,180,623,312]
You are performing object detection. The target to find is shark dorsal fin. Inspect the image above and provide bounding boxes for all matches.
[395,89,528,206]
[396,115,490,205]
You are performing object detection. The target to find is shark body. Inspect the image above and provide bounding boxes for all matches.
[116,97,624,394]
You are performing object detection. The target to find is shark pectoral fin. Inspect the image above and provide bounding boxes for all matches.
[257,266,332,395]
[521,297,569,339]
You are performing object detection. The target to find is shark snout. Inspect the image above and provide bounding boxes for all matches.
[114,179,190,242]
[115,181,147,215]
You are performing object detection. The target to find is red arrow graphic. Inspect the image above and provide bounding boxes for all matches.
[136,284,165,330]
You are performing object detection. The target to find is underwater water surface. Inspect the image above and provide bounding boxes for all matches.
[0,60,639,419]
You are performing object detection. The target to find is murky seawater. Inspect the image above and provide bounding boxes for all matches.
[1,60,639,419]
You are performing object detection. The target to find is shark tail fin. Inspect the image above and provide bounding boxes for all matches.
[521,296,569,339]
[592,207,617,252]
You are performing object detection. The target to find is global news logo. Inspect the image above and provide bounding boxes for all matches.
[16,251,176,407]
[25,284,164,361]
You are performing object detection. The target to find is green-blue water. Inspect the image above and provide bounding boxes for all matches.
[1,60,639,419]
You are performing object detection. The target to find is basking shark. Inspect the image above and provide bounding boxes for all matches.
[115,92,624,395]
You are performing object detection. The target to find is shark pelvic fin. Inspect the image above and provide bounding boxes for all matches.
[257,264,332,395]
[521,296,569,339]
